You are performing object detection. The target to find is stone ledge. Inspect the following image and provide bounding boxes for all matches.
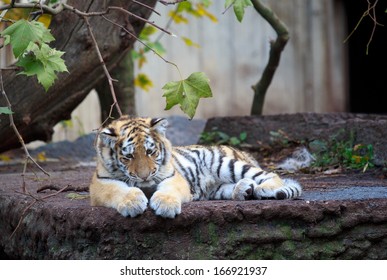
[1,113,387,259]
[1,170,387,259]
[204,113,387,164]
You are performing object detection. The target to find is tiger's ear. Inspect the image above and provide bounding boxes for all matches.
[150,118,168,136]
[99,127,117,147]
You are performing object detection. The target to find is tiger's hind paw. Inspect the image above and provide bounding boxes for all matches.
[232,178,256,200]
[116,188,148,217]
[150,191,181,218]
[274,178,303,199]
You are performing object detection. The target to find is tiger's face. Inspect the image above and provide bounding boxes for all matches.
[97,116,170,183]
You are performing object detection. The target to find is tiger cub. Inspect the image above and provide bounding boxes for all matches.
[89,116,302,218]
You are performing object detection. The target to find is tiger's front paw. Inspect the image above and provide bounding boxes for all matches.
[116,188,148,217]
[232,178,256,200]
[149,191,181,218]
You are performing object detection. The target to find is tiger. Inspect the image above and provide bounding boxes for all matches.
[89,115,302,218]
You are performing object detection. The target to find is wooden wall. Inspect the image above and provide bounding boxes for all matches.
[134,0,348,118]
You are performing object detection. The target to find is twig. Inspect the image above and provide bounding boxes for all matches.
[154,4,179,42]
[65,2,179,118]
[57,4,174,36]
[0,69,50,193]
[158,0,186,5]
[101,15,179,71]
[133,0,160,16]
[108,6,174,36]
[0,2,63,15]
[82,15,122,117]
[37,184,88,193]
[343,0,383,55]
[10,184,70,239]
[222,0,236,15]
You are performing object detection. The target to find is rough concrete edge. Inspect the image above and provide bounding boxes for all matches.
[1,192,387,260]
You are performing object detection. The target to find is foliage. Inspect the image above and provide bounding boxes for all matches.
[0,0,255,121]
[131,24,165,92]
[133,0,252,119]
[199,128,247,146]
[134,73,154,92]
[162,72,212,119]
[1,19,67,91]
[310,132,374,171]
[225,0,253,22]
[269,128,375,171]
[132,1,217,93]
[0,106,13,115]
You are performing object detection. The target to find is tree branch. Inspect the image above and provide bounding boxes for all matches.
[0,2,64,15]
[250,0,289,115]
[343,0,383,55]
[82,15,122,120]
[158,0,187,5]
[133,0,161,16]
[10,184,70,239]
[0,69,50,193]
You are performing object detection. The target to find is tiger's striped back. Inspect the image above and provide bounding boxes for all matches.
[171,145,302,201]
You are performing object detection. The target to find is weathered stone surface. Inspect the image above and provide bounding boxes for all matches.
[0,169,387,260]
[204,113,387,164]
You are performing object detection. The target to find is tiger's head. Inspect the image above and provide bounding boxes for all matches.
[96,116,172,183]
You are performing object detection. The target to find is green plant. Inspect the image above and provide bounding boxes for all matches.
[1,18,67,91]
[199,128,247,146]
[310,132,374,171]
[342,144,374,170]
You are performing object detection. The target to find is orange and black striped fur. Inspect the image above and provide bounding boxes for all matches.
[89,116,302,218]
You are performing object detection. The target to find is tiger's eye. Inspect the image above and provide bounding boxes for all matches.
[122,154,133,162]
[146,149,153,155]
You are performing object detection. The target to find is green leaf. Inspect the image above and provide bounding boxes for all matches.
[17,54,50,90]
[139,25,157,40]
[226,0,253,22]
[239,131,247,141]
[0,19,65,91]
[134,73,153,91]
[162,72,212,119]
[144,41,166,56]
[229,136,241,146]
[0,107,13,115]
[182,36,201,48]
[16,42,67,91]
[37,43,67,73]
[0,19,54,58]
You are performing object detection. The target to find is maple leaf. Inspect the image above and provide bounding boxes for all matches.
[225,0,253,22]
[16,42,67,91]
[1,19,54,58]
[162,72,212,119]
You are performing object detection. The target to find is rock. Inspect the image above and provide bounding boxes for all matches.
[1,113,387,259]
[1,171,387,259]
[203,113,387,165]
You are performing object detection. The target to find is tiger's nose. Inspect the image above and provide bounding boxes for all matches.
[138,171,151,181]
